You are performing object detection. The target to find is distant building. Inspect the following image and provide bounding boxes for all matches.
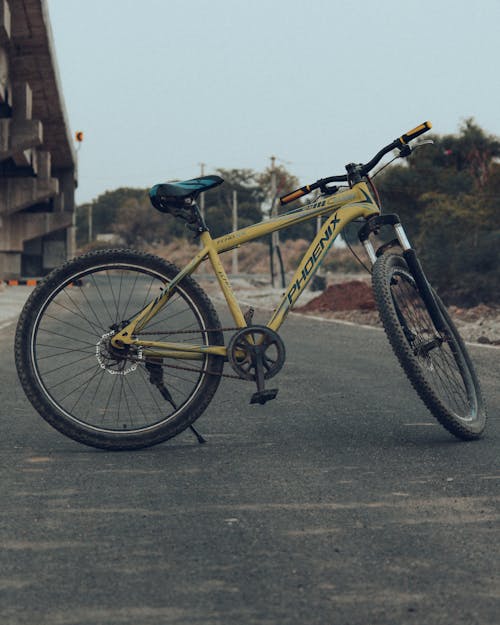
[0,0,76,278]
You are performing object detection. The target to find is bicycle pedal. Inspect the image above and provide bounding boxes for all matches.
[250,389,278,405]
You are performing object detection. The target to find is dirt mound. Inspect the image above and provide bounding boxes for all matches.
[297,280,376,313]
[448,303,499,322]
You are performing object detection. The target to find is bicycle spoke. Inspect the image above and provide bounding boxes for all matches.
[105,270,121,325]
[141,275,157,311]
[115,270,124,324]
[137,365,168,416]
[86,365,106,420]
[58,366,104,403]
[52,296,105,335]
[89,273,115,326]
[70,366,101,413]
[36,344,94,359]
[73,283,110,333]
[42,312,101,338]
[121,271,140,320]
[40,352,95,377]
[116,376,123,426]
[101,374,119,423]
[26,255,222,440]
[37,327,97,348]
[391,268,474,418]
[160,367,202,387]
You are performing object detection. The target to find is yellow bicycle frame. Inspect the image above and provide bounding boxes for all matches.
[111,181,380,359]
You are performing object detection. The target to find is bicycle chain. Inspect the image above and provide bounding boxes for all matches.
[134,327,244,380]
[149,359,243,380]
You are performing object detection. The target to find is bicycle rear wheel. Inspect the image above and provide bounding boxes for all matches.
[15,249,224,450]
[372,253,486,440]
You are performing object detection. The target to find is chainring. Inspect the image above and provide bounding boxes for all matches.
[227,325,286,381]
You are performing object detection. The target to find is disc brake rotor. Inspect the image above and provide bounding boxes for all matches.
[96,330,143,375]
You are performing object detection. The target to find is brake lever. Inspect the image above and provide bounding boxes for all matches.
[399,139,435,158]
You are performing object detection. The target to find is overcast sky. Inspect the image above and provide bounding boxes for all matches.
[47,0,500,205]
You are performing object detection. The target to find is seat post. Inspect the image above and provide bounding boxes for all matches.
[189,200,209,236]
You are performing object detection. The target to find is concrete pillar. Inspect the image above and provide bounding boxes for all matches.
[0,210,72,252]
[0,1,11,44]
[57,168,77,259]
[43,229,67,271]
[0,117,43,160]
[0,175,58,215]
[0,0,77,279]
[12,81,31,119]
[0,251,21,279]
[21,235,42,276]
[0,45,10,104]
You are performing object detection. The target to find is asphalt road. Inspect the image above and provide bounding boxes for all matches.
[1,306,499,625]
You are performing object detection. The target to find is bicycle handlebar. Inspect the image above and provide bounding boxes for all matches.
[399,121,433,145]
[280,121,432,205]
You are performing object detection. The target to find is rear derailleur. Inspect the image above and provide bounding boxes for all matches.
[227,325,286,405]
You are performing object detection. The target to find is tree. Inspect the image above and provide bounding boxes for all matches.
[203,168,265,238]
[76,187,189,248]
[76,188,150,247]
[257,164,315,241]
[375,119,500,304]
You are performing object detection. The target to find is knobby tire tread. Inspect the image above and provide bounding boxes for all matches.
[372,252,486,440]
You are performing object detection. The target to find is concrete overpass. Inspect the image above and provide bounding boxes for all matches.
[0,0,76,278]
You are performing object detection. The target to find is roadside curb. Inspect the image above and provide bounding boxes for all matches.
[1,279,40,287]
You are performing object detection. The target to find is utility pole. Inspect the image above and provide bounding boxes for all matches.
[270,156,277,287]
[198,162,206,249]
[269,155,285,289]
[232,189,238,275]
[270,155,277,222]
[199,162,206,220]
[88,204,93,243]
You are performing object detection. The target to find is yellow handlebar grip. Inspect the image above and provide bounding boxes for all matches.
[280,185,311,205]
[400,121,432,144]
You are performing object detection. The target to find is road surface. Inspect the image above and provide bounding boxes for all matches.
[1,300,499,625]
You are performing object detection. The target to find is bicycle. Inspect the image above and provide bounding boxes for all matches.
[15,121,487,450]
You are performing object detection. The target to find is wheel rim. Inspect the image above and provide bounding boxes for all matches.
[390,268,478,422]
[30,262,210,434]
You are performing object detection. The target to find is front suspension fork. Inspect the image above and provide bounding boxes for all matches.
[358,214,447,334]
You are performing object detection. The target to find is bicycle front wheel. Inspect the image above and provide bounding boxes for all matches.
[372,253,486,440]
[15,249,224,450]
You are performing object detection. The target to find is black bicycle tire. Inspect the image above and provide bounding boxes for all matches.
[15,249,224,450]
[372,252,486,440]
